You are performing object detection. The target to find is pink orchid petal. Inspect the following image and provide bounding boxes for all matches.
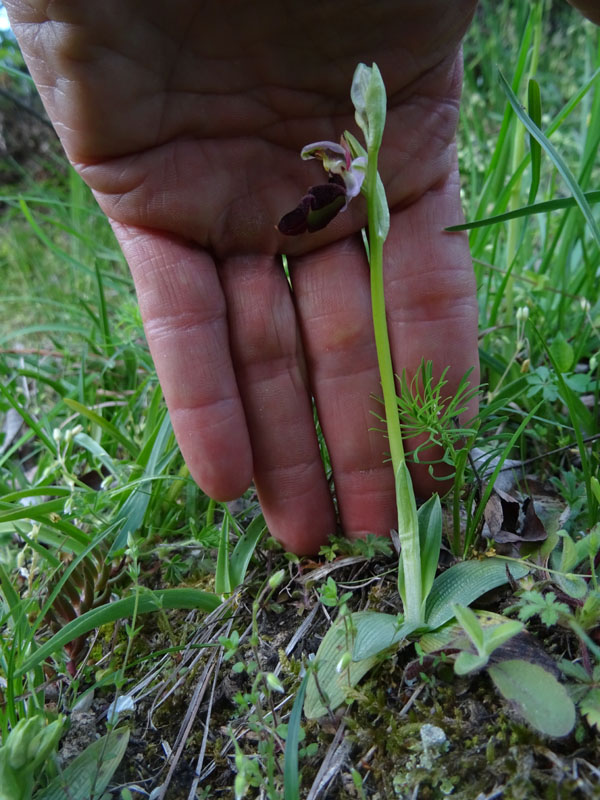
[343,156,367,200]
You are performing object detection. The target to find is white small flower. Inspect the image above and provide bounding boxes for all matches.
[516,306,529,323]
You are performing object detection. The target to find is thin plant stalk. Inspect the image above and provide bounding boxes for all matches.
[354,64,424,626]
[365,153,404,476]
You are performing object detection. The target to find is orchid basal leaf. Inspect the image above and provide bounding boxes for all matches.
[452,603,485,652]
[425,558,529,630]
[395,462,421,622]
[352,612,419,661]
[304,611,380,718]
[36,728,130,800]
[417,494,442,611]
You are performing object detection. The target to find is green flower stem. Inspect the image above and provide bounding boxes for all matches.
[367,195,405,475]
[365,144,423,625]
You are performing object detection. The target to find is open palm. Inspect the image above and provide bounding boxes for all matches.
[7,0,480,553]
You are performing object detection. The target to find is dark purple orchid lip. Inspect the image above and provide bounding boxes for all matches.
[277,176,347,236]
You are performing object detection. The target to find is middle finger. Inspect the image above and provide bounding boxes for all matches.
[289,236,397,540]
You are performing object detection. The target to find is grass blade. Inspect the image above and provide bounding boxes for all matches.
[0,498,69,523]
[109,411,174,554]
[499,69,600,247]
[527,78,542,204]
[283,669,309,800]
[17,588,221,675]
[64,397,137,456]
[215,514,232,595]
[229,512,267,589]
[446,190,600,231]
[0,381,57,455]
[532,326,598,525]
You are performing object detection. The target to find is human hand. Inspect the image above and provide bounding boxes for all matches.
[6,0,480,554]
[567,0,600,24]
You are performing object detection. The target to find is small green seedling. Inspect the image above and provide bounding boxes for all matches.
[451,603,524,675]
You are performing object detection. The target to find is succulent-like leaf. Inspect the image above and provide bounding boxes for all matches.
[488,660,575,737]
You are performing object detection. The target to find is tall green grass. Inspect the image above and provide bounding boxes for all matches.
[458,0,599,530]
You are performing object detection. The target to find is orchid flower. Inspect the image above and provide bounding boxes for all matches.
[277,136,367,235]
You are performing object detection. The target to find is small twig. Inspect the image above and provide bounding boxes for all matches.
[280,602,319,663]
[0,347,65,358]
[474,786,506,800]
[156,645,220,799]
[497,432,600,471]
[306,720,348,800]
[148,615,241,718]
[573,756,600,781]
[398,682,425,717]
[296,555,368,585]
[309,665,337,724]
[187,638,225,800]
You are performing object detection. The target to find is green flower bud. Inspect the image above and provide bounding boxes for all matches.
[350,62,386,152]
[0,749,26,800]
[268,569,285,590]
[336,651,352,674]
[26,718,63,771]
[5,717,42,771]
[265,672,285,693]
